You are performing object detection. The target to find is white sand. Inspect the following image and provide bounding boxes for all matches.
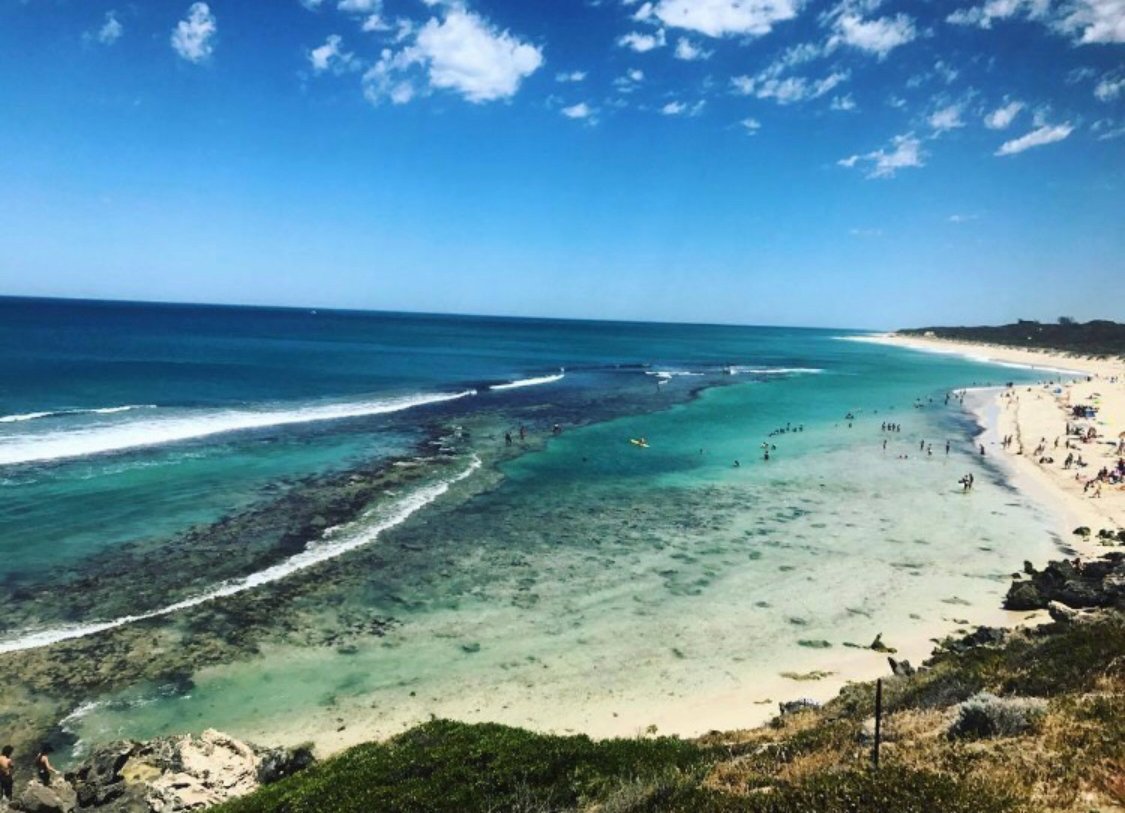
[865,333,1125,555]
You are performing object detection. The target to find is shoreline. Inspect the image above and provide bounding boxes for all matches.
[863,332,1125,557]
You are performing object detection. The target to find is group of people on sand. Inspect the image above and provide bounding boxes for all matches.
[0,744,59,800]
[880,422,902,432]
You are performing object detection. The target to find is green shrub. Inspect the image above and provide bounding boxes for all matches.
[216,719,709,813]
[948,693,1047,739]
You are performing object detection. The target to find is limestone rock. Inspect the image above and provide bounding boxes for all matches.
[65,729,315,811]
[12,779,77,813]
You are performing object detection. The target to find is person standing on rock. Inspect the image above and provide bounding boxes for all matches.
[34,745,57,786]
[0,744,14,799]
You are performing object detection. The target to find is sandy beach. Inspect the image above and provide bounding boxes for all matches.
[862,332,1125,556]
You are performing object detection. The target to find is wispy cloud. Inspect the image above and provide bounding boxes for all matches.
[561,101,595,120]
[89,10,123,46]
[995,122,1074,155]
[984,99,1024,129]
[673,37,712,60]
[309,34,357,74]
[839,133,924,178]
[732,71,849,105]
[617,29,666,51]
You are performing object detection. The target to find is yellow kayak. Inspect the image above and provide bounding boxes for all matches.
[630,438,649,448]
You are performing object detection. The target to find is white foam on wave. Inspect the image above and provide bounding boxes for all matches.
[0,391,476,467]
[645,370,705,379]
[729,367,825,375]
[0,456,482,654]
[489,373,564,390]
[0,404,155,424]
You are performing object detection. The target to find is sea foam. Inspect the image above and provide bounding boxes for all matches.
[0,405,156,423]
[489,373,565,390]
[0,456,482,653]
[0,391,475,466]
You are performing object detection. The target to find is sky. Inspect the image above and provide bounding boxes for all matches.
[0,0,1122,328]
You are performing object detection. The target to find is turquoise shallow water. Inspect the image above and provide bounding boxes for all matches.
[0,298,1073,755]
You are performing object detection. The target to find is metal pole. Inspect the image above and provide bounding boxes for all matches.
[873,678,883,770]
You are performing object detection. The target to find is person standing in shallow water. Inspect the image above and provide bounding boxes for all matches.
[0,745,14,800]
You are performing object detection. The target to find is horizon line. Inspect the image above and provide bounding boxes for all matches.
[0,293,891,334]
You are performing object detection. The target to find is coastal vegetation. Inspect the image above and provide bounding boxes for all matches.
[214,556,1125,813]
[897,319,1125,358]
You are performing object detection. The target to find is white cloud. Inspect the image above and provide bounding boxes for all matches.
[561,102,594,119]
[300,0,326,8]
[661,99,705,116]
[93,11,123,45]
[363,6,543,105]
[648,0,801,38]
[995,122,1074,155]
[171,2,216,63]
[614,68,645,92]
[673,37,712,60]
[828,12,917,57]
[945,0,1050,28]
[849,227,883,236]
[831,94,857,111]
[1095,74,1125,100]
[309,34,356,74]
[948,213,978,222]
[740,116,762,133]
[338,0,379,11]
[839,133,924,178]
[929,104,965,132]
[984,100,1024,128]
[617,29,667,51]
[731,70,848,105]
[1054,0,1125,42]
[556,70,587,82]
[947,0,1123,43]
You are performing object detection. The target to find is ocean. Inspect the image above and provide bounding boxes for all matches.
[0,297,1070,758]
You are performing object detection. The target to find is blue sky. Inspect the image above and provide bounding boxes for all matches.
[0,0,1122,328]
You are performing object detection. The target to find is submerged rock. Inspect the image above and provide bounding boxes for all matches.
[62,729,315,812]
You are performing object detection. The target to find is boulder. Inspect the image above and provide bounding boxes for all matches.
[11,779,77,813]
[1004,580,1044,610]
[887,657,915,677]
[1007,553,1125,611]
[255,745,315,786]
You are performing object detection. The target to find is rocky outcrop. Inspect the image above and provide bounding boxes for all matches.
[1003,553,1125,611]
[12,779,78,813]
[56,730,314,812]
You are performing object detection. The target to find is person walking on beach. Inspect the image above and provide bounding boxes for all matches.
[35,746,57,786]
[920,439,925,452]
[945,440,950,455]
[0,745,13,800]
